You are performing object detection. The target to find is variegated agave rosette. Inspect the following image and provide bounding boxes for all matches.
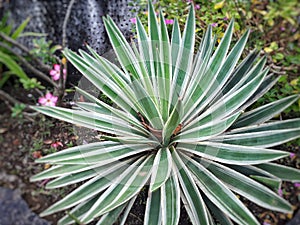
[31,2,300,225]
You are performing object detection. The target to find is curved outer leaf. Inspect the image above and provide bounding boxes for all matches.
[96,203,126,225]
[136,16,153,85]
[256,163,300,182]
[182,20,234,124]
[170,18,181,78]
[161,170,180,225]
[199,158,292,213]
[81,155,154,223]
[150,147,172,192]
[119,196,138,225]
[215,128,300,148]
[185,67,267,131]
[232,95,299,128]
[217,56,266,103]
[144,189,162,225]
[63,49,137,115]
[203,194,234,225]
[32,160,130,189]
[32,106,146,138]
[97,196,138,225]
[45,159,136,189]
[240,74,279,111]
[178,142,288,165]
[171,5,195,99]
[58,194,100,225]
[219,50,259,97]
[172,147,209,225]
[40,167,124,217]
[202,29,251,109]
[228,118,300,134]
[76,101,152,137]
[250,176,281,191]
[184,154,260,225]
[183,26,214,102]
[33,141,152,165]
[46,169,100,189]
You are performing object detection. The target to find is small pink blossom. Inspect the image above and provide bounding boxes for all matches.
[291,28,296,33]
[211,22,218,27]
[51,141,63,148]
[130,18,137,24]
[49,64,66,81]
[165,19,174,25]
[223,16,228,21]
[278,188,283,197]
[38,93,58,106]
[294,183,300,188]
[195,4,200,10]
[280,27,285,31]
[290,152,296,158]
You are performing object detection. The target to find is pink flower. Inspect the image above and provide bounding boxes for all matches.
[294,183,300,188]
[195,4,200,10]
[290,152,296,158]
[165,19,174,25]
[278,188,283,197]
[38,93,58,106]
[130,18,137,24]
[51,141,63,148]
[49,64,66,81]
[211,22,218,27]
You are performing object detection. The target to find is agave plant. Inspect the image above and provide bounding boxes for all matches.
[31,2,300,225]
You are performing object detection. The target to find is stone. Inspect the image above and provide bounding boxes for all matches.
[0,187,51,225]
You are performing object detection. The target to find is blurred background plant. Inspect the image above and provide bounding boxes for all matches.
[132,0,300,115]
[0,13,67,118]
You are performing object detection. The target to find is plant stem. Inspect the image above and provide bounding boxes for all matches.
[0,32,55,71]
[0,42,59,88]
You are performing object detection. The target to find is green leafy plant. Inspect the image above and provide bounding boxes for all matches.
[11,103,26,118]
[31,2,300,225]
[0,14,31,88]
[30,37,61,65]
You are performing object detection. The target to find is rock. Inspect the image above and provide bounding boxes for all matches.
[286,209,300,225]
[0,187,51,225]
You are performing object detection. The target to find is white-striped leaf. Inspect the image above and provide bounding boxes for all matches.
[178,142,288,165]
[150,147,172,192]
[184,155,260,225]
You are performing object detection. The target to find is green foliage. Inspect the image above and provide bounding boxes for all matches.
[30,37,61,65]
[0,14,30,88]
[31,2,300,225]
[20,77,45,90]
[11,103,26,118]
